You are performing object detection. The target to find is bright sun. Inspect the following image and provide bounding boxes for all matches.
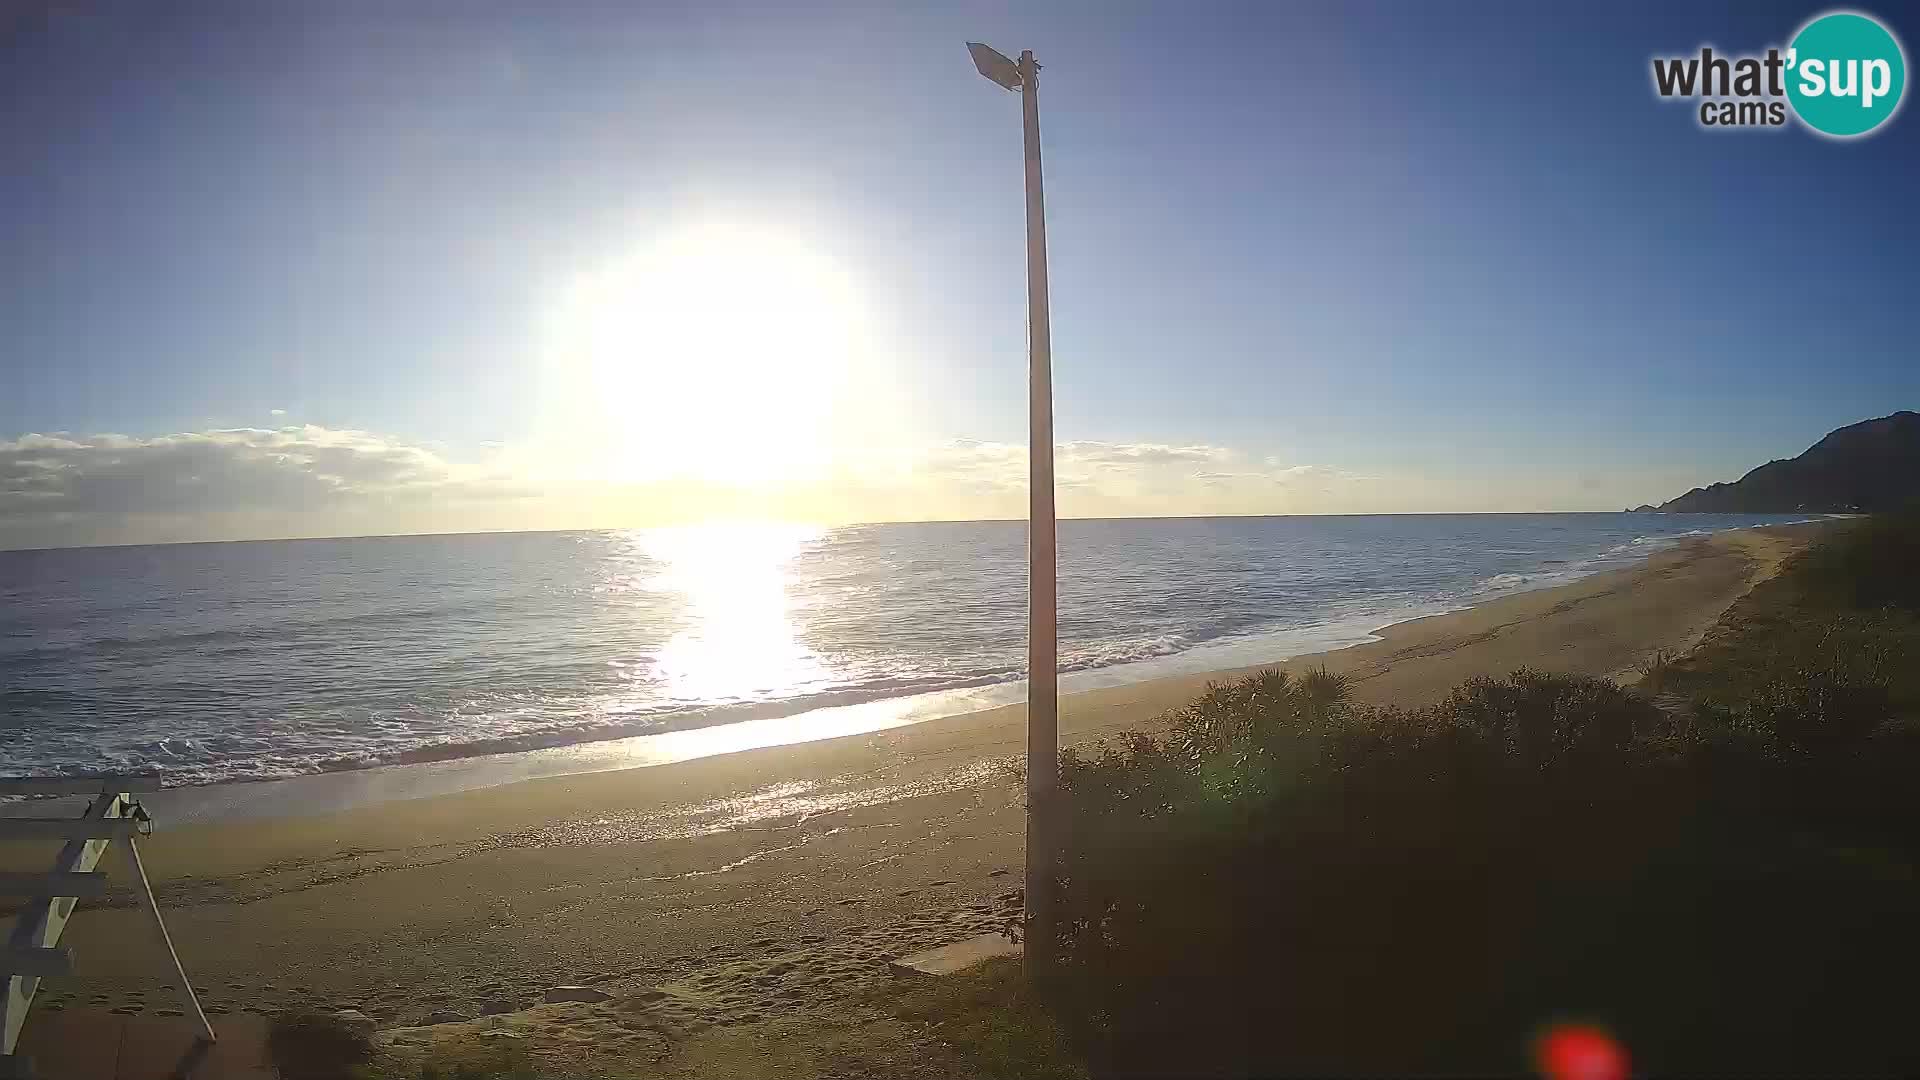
[544,222,870,484]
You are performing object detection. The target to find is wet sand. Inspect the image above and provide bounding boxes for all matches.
[13,524,1817,1058]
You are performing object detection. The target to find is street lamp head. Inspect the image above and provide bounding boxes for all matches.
[967,42,1022,91]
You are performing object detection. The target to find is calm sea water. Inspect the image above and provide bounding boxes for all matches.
[1,514,1805,787]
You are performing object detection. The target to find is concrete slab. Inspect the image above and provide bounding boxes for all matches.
[889,932,1022,977]
[9,1010,273,1079]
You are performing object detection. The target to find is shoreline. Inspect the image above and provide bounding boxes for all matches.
[8,523,1823,1047]
[6,520,1816,825]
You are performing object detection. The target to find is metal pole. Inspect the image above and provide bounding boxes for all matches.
[1018,48,1059,985]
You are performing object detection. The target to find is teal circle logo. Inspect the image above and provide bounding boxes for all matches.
[1786,11,1907,137]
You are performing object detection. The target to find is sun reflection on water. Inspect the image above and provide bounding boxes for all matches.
[629,523,833,704]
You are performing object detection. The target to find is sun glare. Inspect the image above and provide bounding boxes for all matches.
[630,522,833,704]
[545,222,870,485]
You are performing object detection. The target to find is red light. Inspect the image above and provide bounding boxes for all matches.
[1535,1023,1629,1080]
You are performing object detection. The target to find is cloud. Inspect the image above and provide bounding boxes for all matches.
[1057,442,1232,468]
[848,440,1369,519]
[0,426,1378,548]
[0,426,525,527]
[904,440,1355,489]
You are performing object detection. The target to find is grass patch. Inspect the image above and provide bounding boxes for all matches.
[1655,511,1920,720]
[869,957,1085,1080]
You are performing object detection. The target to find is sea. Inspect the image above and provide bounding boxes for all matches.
[1,514,1808,794]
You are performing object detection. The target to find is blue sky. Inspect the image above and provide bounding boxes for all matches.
[3,1,1916,544]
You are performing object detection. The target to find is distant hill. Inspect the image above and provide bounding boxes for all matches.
[1650,411,1920,513]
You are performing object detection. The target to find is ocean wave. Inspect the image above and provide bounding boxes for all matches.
[4,601,490,664]
[1060,633,1191,672]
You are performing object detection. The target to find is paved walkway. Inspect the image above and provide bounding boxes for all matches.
[9,1011,272,1079]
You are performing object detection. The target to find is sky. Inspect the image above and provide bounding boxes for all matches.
[3,0,1917,548]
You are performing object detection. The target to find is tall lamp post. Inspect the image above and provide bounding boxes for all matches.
[968,41,1057,984]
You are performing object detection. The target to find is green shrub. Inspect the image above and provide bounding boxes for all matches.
[1049,656,1919,1076]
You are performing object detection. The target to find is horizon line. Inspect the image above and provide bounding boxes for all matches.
[0,507,1742,554]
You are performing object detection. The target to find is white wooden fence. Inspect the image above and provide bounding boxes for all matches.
[1,777,213,1077]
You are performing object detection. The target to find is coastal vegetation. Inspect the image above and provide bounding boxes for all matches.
[1044,510,1920,1076]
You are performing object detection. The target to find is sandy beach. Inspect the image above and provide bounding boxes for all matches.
[11,523,1818,1069]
